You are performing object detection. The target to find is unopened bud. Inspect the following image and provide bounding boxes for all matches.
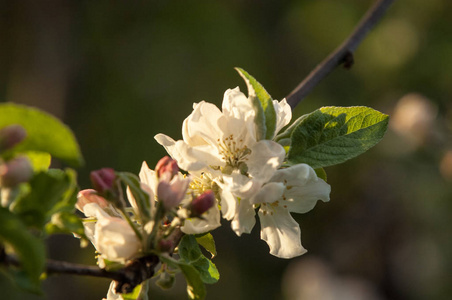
[157,239,173,253]
[0,156,33,187]
[0,125,27,152]
[191,190,215,217]
[157,180,186,211]
[155,156,178,180]
[76,189,109,212]
[90,168,116,194]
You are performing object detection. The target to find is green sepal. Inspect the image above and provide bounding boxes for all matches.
[116,172,151,223]
[287,106,389,169]
[0,207,45,293]
[0,103,83,167]
[156,271,176,290]
[236,68,277,140]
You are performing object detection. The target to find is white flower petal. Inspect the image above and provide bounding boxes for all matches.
[139,161,157,192]
[222,87,255,122]
[250,182,285,204]
[94,216,141,261]
[258,206,307,259]
[231,198,256,236]
[273,98,292,134]
[222,171,260,199]
[247,140,285,182]
[183,101,225,146]
[181,204,221,234]
[155,134,222,171]
[271,164,331,214]
[105,281,123,300]
[218,188,237,221]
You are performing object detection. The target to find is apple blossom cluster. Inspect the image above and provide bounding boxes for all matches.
[76,159,216,298]
[155,85,331,259]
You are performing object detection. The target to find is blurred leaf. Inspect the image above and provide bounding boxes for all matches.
[116,172,151,222]
[10,169,76,228]
[0,103,83,167]
[288,106,389,168]
[0,207,45,293]
[160,255,206,300]
[235,68,270,140]
[179,235,219,284]
[195,233,216,258]
[22,151,51,172]
[45,211,86,238]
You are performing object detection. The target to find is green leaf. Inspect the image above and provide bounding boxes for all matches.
[236,68,277,140]
[314,168,327,182]
[122,282,149,300]
[160,255,206,300]
[274,113,309,143]
[10,169,76,228]
[0,207,45,293]
[179,235,219,284]
[287,106,389,169]
[116,172,151,223]
[195,233,216,258]
[0,103,83,167]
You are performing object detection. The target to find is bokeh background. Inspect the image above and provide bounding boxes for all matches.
[1,0,451,299]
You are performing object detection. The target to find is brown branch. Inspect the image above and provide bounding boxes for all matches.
[286,0,395,109]
[3,251,159,294]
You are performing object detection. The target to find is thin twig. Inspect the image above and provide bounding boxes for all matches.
[286,0,395,109]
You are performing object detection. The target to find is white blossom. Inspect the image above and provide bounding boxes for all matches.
[251,164,331,258]
[155,87,286,222]
[82,203,141,264]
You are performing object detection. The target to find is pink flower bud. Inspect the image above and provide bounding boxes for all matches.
[155,156,178,180]
[90,168,116,194]
[0,125,27,152]
[0,156,33,187]
[76,189,109,212]
[157,239,173,253]
[191,190,215,217]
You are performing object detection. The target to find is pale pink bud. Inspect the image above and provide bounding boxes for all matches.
[94,216,141,260]
[0,156,33,187]
[191,190,215,217]
[90,168,116,194]
[0,125,27,152]
[76,189,109,213]
[155,156,178,180]
[157,175,190,211]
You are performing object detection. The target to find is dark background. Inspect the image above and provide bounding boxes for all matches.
[1,0,451,299]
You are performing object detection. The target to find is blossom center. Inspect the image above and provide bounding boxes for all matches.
[189,173,218,196]
[216,134,251,175]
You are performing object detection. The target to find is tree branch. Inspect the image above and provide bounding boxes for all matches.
[286,0,395,109]
[3,251,159,294]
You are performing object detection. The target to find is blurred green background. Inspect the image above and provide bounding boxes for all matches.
[1,0,451,299]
